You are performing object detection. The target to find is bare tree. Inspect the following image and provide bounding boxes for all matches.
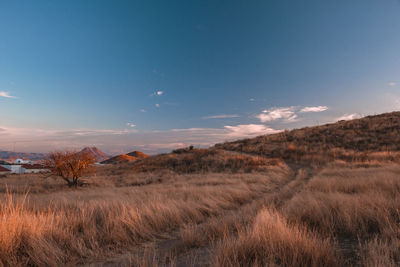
[44,150,95,187]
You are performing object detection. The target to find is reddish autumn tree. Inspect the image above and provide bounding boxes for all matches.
[44,150,95,187]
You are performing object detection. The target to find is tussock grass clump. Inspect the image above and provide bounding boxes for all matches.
[0,193,65,266]
[215,208,339,267]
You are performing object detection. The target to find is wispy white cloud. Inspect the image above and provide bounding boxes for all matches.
[0,91,17,99]
[336,113,360,121]
[202,114,239,119]
[388,82,397,87]
[126,123,136,128]
[136,142,187,150]
[155,103,160,108]
[256,107,297,123]
[256,105,329,123]
[249,98,255,102]
[151,90,164,96]
[140,109,146,112]
[0,125,140,153]
[300,106,328,113]
[170,128,211,132]
[59,129,138,136]
[224,124,280,137]
[0,126,137,138]
[0,126,56,137]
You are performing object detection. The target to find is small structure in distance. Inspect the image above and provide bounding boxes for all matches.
[14,158,35,164]
[0,159,49,174]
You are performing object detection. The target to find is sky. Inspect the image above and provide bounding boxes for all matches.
[1,0,400,154]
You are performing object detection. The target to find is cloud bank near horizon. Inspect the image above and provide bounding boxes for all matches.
[256,106,328,123]
[336,113,361,121]
[0,124,281,155]
[0,105,368,155]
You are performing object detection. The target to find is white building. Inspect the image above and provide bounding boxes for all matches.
[0,164,48,174]
[14,159,24,164]
[0,164,23,174]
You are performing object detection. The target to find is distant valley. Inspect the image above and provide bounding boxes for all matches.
[0,147,111,163]
[0,151,46,162]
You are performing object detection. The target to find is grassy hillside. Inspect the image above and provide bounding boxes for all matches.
[106,112,400,175]
[124,148,282,174]
[216,111,400,164]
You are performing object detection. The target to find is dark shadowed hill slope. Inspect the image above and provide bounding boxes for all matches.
[102,148,283,174]
[101,151,149,164]
[215,111,400,164]
[101,154,137,164]
[126,151,149,158]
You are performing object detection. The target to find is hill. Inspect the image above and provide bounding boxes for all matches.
[104,112,400,174]
[79,147,110,162]
[101,150,149,164]
[99,147,283,176]
[126,151,149,158]
[215,111,400,164]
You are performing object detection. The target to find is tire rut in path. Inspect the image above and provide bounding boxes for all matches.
[152,163,316,267]
[84,162,314,267]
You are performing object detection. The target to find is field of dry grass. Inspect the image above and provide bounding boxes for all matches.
[1,113,400,266]
[0,155,292,266]
[1,159,399,266]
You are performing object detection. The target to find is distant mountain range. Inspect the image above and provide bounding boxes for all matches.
[78,147,110,162]
[0,151,46,162]
[0,147,111,163]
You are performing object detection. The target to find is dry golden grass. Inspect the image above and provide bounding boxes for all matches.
[360,237,400,267]
[119,148,282,174]
[0,164,291,266]
[2,161,400,266]
[283,166,400,237]
[177,199,262,250]
[214,208,339,267]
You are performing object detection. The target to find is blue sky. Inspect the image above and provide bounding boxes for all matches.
[1,0,400,154]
